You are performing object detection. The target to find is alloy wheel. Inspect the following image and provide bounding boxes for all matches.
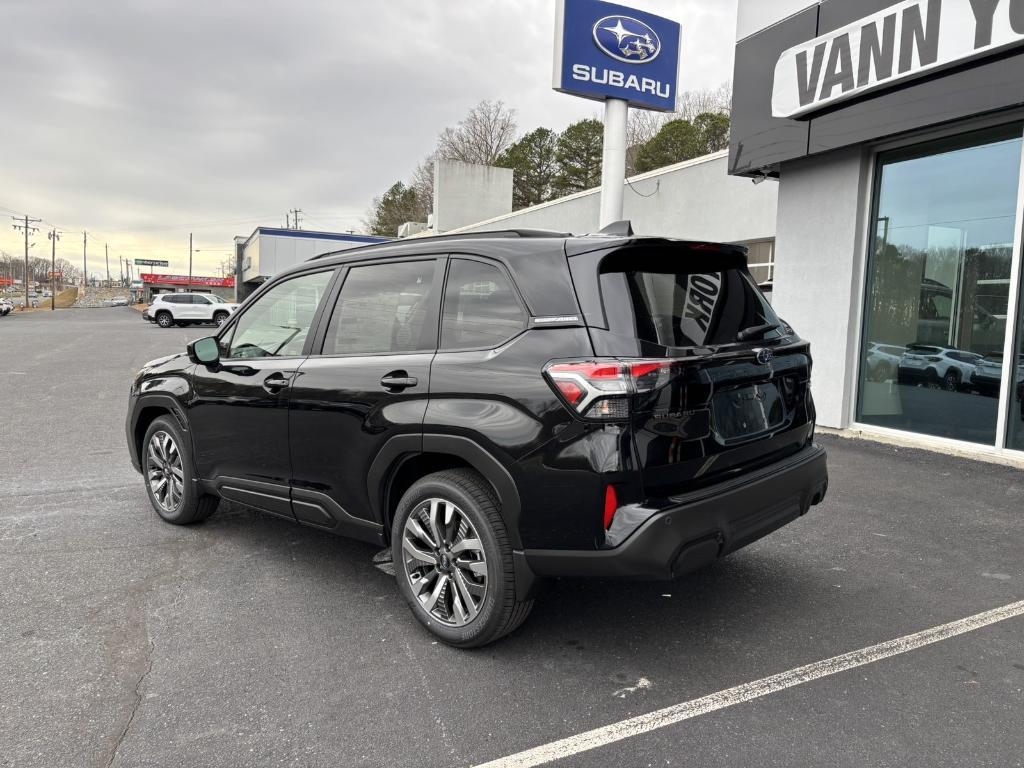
[401,497,488,627]
[146,430,184,513]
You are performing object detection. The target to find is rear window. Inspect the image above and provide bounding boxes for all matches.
[599,248,782,348]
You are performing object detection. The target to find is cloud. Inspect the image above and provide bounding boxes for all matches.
[0,0,737,276]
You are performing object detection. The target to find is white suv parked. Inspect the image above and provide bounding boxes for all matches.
[144,293,239,328]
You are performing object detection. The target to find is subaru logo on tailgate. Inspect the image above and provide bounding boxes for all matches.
[755,348,774,365]
[592,15,661,64]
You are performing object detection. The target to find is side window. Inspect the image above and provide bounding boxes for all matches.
[441,259,525,349]
[193,294,210,305]
[227,270,333,359]
[323,260,438,355]
[162,295,181,304]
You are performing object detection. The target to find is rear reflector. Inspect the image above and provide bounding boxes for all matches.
[603,485,618,529]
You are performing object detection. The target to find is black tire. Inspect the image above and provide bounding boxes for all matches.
[391,469,533,648]
[943,369,960,391]
[175,321,188,327]
[213,311,229,326]
[155,311,173,328]
[141,416,218,525]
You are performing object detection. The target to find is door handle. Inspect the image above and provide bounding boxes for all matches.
[380,371,418,391]
[263,372,293,394]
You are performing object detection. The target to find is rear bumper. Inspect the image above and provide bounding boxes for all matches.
[522,443,828,581]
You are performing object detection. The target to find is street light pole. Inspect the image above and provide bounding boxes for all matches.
[188,232,193,291]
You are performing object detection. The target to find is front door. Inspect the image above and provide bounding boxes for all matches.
[189,268,336,519]
[288,258,443,541]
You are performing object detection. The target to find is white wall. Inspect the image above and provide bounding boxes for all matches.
[433,160,514,233]
[772,146,871,429]
[242,234,368,282]
[451,151,778,244]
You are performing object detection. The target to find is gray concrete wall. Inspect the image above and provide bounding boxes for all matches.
[433,160,513,233]
[451,151,778,244]
[773,146,871,429]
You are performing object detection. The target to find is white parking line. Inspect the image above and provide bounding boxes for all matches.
[473,599,1024,768]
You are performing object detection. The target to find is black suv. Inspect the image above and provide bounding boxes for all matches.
[126,227,827,647]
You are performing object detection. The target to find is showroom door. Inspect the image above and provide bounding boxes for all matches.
[857,124,1024,447]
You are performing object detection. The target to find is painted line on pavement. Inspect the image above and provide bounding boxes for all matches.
[473,599,1024,768]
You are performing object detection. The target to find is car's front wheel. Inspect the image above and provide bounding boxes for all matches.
[392,469,533,648]
[142,416,218,524]
[213,311,229,326]
[155,311,173,328]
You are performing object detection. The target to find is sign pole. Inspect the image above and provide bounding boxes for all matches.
[599,97,628,228]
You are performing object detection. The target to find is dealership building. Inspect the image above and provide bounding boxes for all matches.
[727,0,1024,459]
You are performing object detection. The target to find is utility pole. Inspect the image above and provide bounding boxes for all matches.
[188,232,193,290]
[289,208,303,230]
[82,231,88,289]
[119,256,124,286]
[285,213,290,229]
[12,215,41,310]
[104,243,110,287]
[48,228,60,311]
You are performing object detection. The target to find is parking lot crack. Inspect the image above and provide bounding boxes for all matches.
[104,635,154,768]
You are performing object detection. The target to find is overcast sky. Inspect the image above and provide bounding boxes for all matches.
[0,0,737,277]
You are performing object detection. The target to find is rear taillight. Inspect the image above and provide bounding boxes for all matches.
[603,484,618,529]
[544,358,677,420]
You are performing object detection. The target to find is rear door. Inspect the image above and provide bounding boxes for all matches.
[572,243,815,497]
[286,257,444,542]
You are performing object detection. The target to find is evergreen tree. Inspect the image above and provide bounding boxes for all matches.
[553,118,603,195]
[497,127,559,209]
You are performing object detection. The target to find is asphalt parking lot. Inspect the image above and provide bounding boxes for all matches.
[1,309,1022,768]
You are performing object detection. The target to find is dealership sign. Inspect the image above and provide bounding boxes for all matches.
[135,258,169,267]
[140,273,235,287]
[772,0,1024,118]
[553,0,681,111]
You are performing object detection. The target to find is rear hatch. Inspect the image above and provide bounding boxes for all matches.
[568,241,815,498]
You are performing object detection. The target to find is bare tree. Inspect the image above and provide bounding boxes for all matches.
[435,99,518,166]
[676,82,733,121]
[410,154,436,215]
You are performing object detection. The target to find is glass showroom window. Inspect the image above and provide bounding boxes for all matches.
[857,125,1023,445]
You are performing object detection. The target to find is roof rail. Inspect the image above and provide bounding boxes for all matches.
[310,228,572,260]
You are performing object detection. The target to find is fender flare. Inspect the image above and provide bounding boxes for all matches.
[128,392,190,470]
[368,433,524,550]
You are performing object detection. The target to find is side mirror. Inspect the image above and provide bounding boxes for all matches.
[187,336,221,365]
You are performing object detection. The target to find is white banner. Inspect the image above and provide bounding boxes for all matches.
[772,0,1024,118]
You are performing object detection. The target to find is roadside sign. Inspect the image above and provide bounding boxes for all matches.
[134,258,169,267]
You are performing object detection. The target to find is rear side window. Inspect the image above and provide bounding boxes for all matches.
[323,260,438,355]
[599,248,782,348]
[441,259,525,349]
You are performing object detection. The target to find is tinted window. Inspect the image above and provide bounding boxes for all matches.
[600,248,781,348]
[162,294,185,304]
[227,270,333,359]
[191,294,210,304]
[441,259,525,349]
[323,261,437,355]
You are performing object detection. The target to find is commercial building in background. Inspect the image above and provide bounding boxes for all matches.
[443,150,780,296]
[138,273,235,303]
[730,0,1024,458]
[235,227,389,300]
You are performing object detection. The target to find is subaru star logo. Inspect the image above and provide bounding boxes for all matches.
[755,348,774,365]
[592,15,661,64]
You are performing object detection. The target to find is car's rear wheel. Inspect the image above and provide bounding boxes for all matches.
[392,469,533,648]
[155,311,173,328]
[213,311,229,326]
[142,416,218,524]
[943,369,960,391]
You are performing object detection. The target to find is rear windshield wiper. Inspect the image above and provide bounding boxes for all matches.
[736,321,781,342]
